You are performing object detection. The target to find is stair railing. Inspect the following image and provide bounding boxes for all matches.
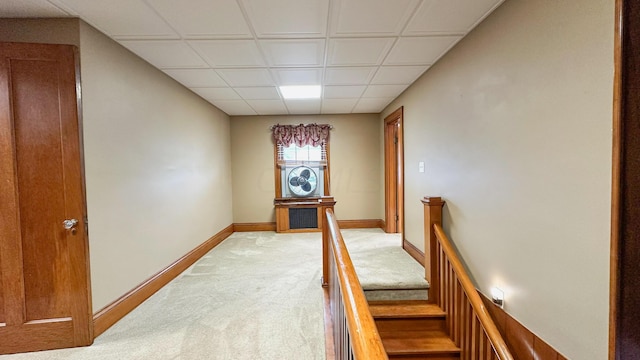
[423,197,514,360]
[323,208,388,360]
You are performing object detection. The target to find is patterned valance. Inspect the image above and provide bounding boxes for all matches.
[271,123,331,147]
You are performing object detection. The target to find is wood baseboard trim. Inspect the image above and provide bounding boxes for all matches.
[92,224,234,338]
[480,292,567,360]
[233,222,276,232]
[337,219,384,229]
[403,238,425,266]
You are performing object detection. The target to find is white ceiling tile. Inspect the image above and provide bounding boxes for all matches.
[163,69,228,87]
[321,99,358,114]
[246,100,288,115]
[260,39,325,67]
[0,0,69,17]
[272,68,323,86]
[353,98,394,113]
[212,100,257,116]
[331,0,419,37]
[404,0,504,35]
[217,69,274,87]
[241,0,329,38]
[384,36,461,65]
[323,85,366,99]
[2,0,507,116]
[147,0,252,39]
[235,87,282,100]
[190,40,265,68]
[119,40,208,68]
[371,66,429,85]
[192,87,241,101]
[328,38,395,66]
[362,84,408,98]
[57,0,177,39]
[324,67,377,85]
[285,99,322,114]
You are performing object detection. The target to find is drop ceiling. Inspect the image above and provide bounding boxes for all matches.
[0,0,504,116]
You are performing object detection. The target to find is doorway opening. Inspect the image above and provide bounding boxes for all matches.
[384,107,404,234]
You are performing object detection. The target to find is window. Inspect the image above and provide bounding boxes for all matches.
[277,142,327,165]
[271,123,331,198]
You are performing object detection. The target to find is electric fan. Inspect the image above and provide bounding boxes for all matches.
[287,166,318,197]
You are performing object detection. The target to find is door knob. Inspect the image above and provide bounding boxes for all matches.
[63,219,79,230]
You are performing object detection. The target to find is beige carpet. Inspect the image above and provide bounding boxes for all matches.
[1,231,326,360]
[342,229,429,301]
[1,229,424,360]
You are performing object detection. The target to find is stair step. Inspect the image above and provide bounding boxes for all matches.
[365,288,428,301]
[370,302,459,359]
[369,301,445,318]
[380,330,461,358]
[370,301,447,333]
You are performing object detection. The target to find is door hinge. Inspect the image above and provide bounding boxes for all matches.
[394,136,398,144]
[395,214,399,222]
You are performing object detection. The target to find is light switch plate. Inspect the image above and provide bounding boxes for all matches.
[419,161,425,173]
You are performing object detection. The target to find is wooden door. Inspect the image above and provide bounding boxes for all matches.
[0,42,92,354]
[384,107,404,234]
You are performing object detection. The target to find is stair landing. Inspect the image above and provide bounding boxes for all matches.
[341,229,429,301]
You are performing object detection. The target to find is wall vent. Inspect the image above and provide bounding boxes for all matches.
[289,208,317,229]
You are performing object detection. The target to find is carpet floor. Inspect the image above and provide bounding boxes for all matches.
[1,229,422,360]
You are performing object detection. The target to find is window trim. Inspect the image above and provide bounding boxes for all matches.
[274,142,330,198]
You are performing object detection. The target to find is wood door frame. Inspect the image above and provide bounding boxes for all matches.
[610,0,640,358]
[384,107,404,234]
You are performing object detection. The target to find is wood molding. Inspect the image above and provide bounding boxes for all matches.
[337,219,384,229]
[233,222,276,232]
[611,0,640,358]
[384,107,404,234]
[480,292,567,360]
[92,224,234,338]
[610,0,622,358]
[402,238,424,266]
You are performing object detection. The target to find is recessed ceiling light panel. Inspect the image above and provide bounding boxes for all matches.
[279,85,322,99]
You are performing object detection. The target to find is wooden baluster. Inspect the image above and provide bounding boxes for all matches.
[471,316,479,360]
[321,201,336,287]
[422,196,445,303]
[439,246,445,307]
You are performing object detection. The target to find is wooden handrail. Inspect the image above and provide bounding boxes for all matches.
[434,224,514,360]
[325,209,388,360]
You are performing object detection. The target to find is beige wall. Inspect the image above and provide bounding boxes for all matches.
[230,114,381,223]
[79,22,233,311]
[0,18,80,46]
[0,18,233,312]
[381,0,613,359]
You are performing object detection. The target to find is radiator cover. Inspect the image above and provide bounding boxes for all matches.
[289,208,318,229]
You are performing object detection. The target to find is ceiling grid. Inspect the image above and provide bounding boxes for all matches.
[1,0,505,116]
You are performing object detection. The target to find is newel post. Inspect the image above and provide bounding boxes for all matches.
[320,197,336,287]
[422,196,445,304]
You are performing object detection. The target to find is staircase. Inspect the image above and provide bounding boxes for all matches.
[369,300,460,359]
[341,230,461,359]
[325,202,513,360]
